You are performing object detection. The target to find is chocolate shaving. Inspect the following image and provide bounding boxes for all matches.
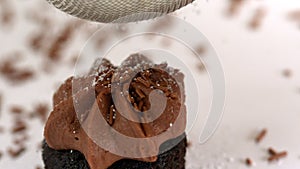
[268,151,288,162]
[7,146,26,158]
[255,128,267,143]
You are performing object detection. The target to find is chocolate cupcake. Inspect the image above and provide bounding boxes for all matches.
[42,54,187,169]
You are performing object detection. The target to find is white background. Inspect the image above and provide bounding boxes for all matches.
[0,0,300,168]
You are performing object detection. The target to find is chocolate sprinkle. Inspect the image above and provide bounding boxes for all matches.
[255,128,267,143]
[268,151,288,162]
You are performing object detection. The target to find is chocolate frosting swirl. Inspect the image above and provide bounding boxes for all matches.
[44,54,186,169]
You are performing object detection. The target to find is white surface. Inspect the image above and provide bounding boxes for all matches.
[0,0,300,169]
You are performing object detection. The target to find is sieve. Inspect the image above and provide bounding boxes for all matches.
[46,0,194,23]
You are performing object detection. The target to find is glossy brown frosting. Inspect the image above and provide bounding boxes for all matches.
[44,54,186,169]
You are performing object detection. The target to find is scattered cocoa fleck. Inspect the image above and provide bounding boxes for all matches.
[255,128,267,143]
[160,37,172,47]
[11,120,27,134]
[69,53,78,67]
[30,103,49,122]
[186,141,192,148]
[0,56,35,84]
[7,146,26,158]
[194,45,206,56]
[268,151,288,162]
[198,62,206,72]
[245,158,253,166]
[282,69,292,78]
[288,10,300,23]
[13,134,28,146]
[148,17,174,32]
[47,23,75,61]
[227,0,245,16]
[94,33,108,49]
[35,166,42,169]
[29,32,46,52]
[10,105,24,114]
[0,92,2,114]
[0,151,2,159]
[0,0,15,27]
[249,8,267,30]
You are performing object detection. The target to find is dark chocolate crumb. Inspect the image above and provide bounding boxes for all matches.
[7,146,26,158]
[245,158,253,166]
[255,128,267,143]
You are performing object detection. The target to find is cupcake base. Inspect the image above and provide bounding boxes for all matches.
[42,134,187,169]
